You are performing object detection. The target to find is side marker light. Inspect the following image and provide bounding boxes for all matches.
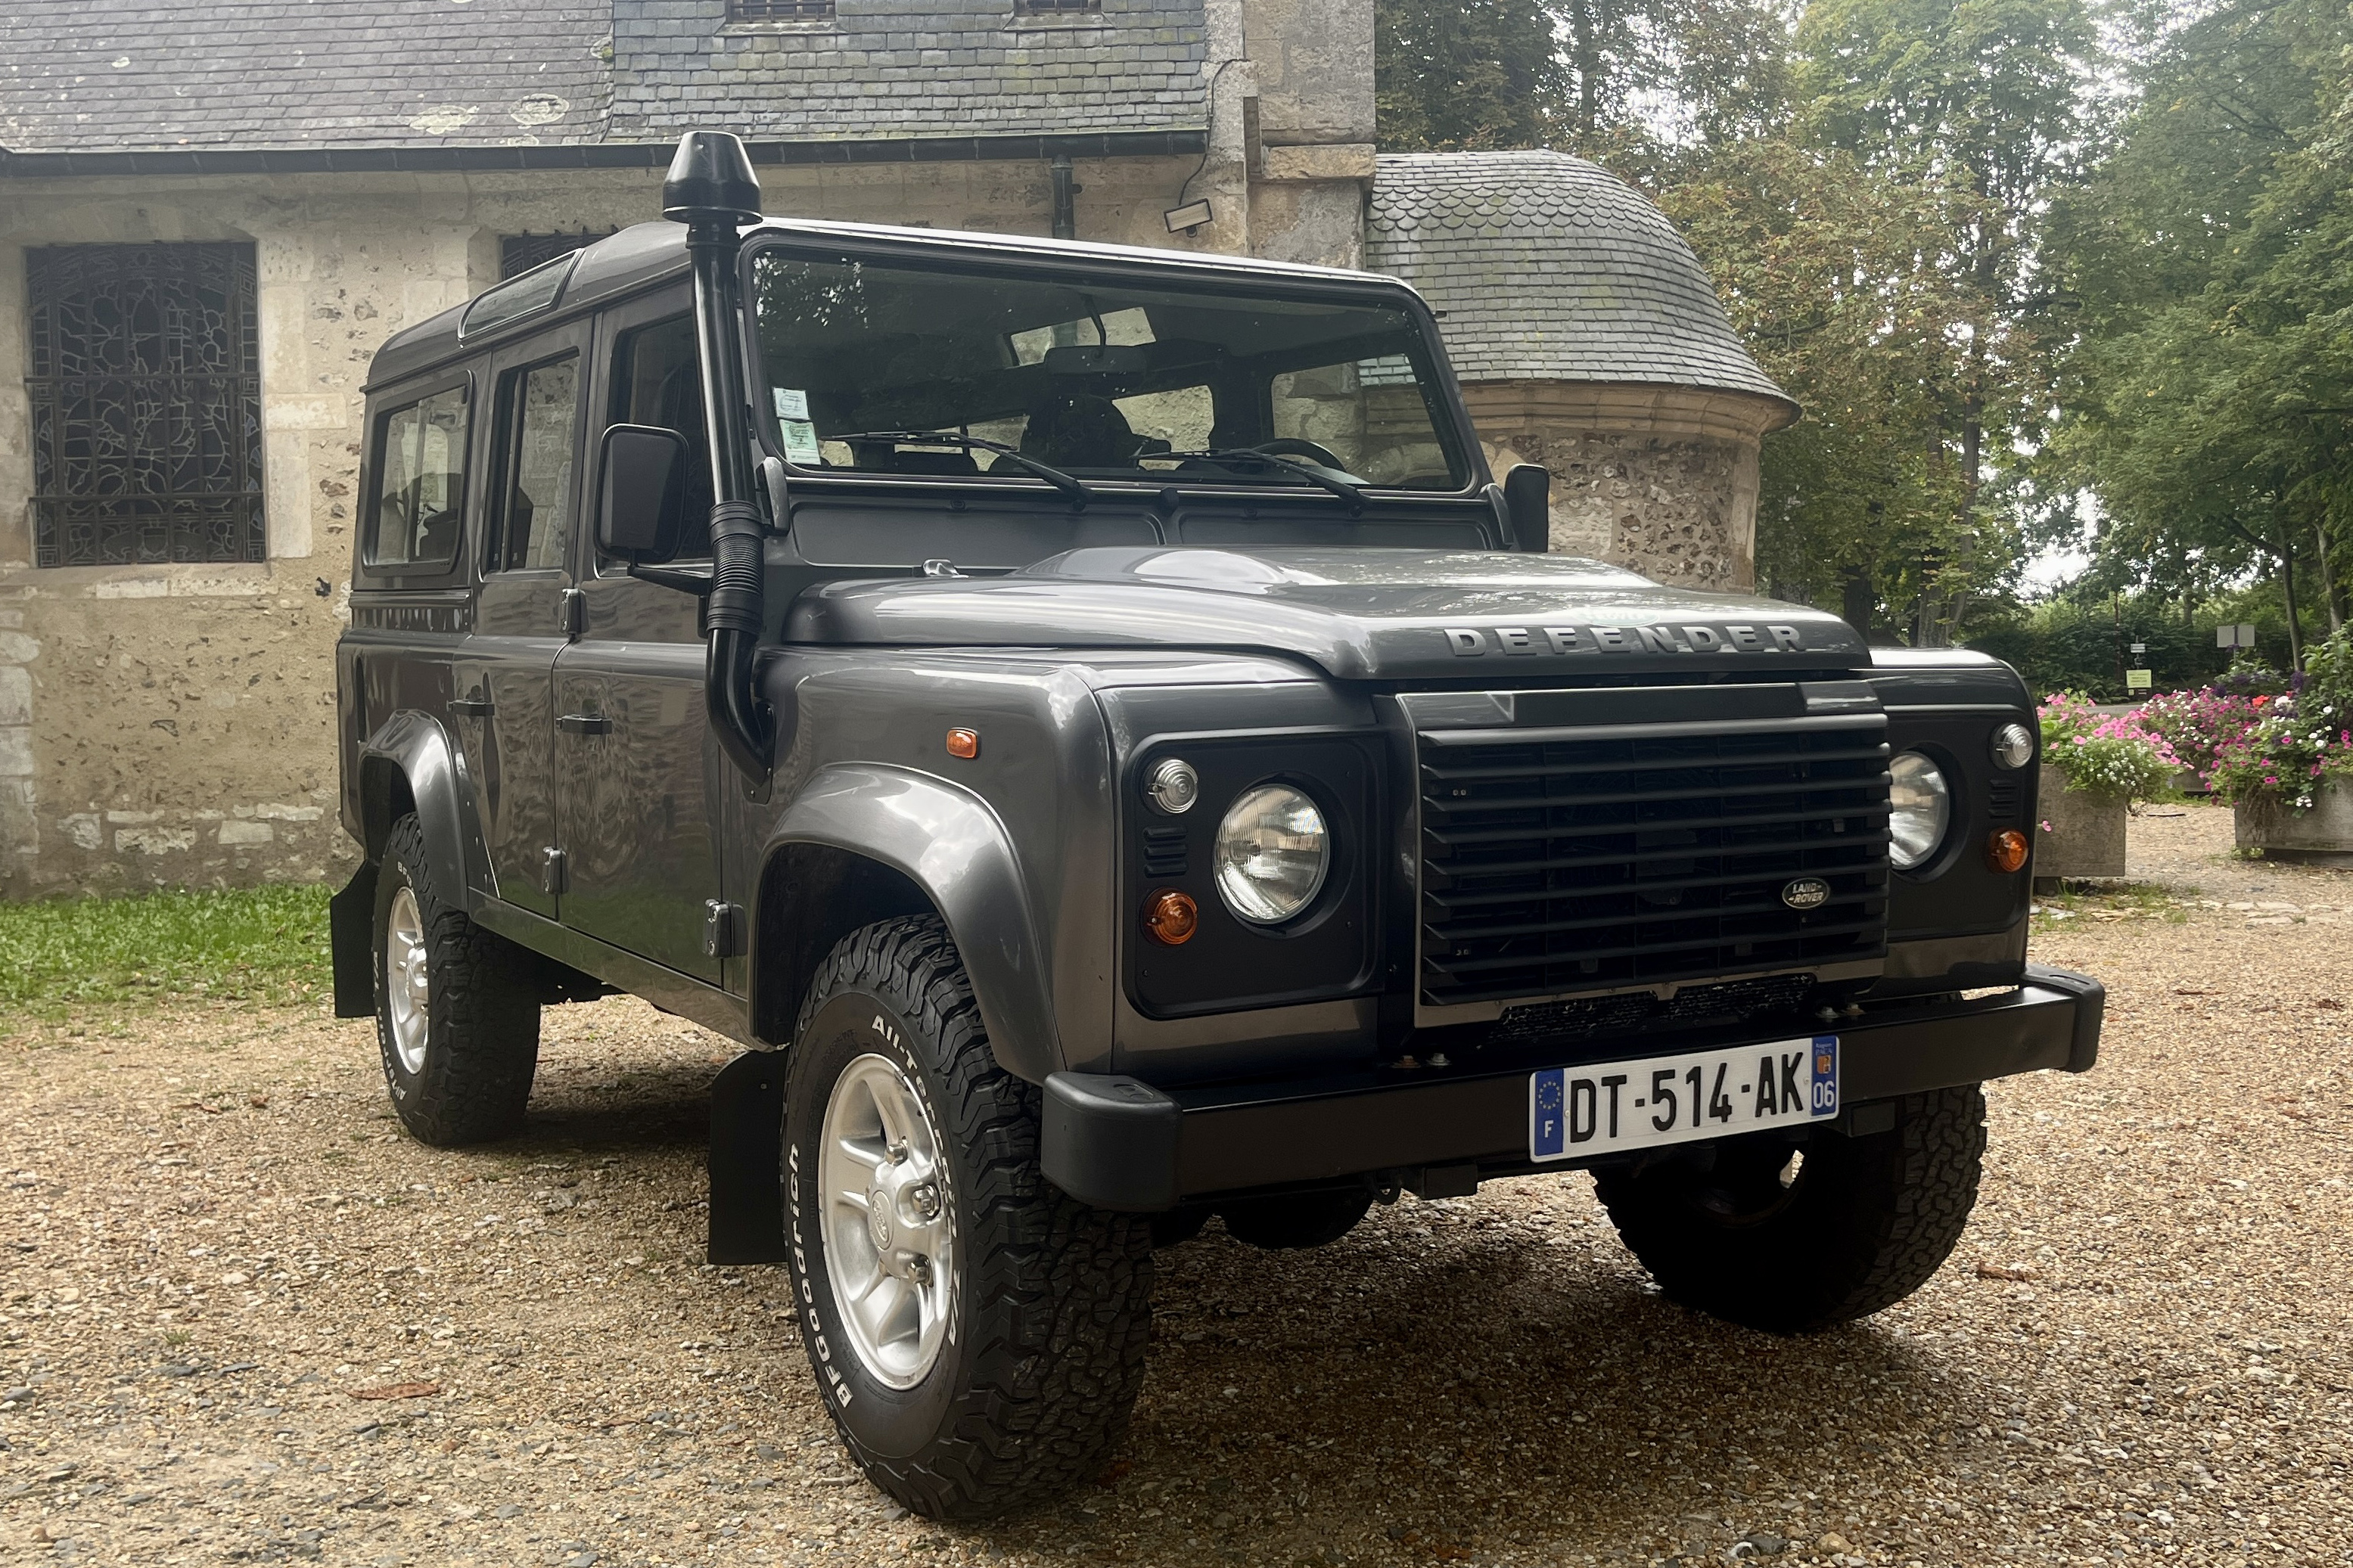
[1142,889,1198,945]
[1985,829,2029,874]
[945,728,980,759]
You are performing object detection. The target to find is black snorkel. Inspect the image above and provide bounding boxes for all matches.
[663,130,771,783]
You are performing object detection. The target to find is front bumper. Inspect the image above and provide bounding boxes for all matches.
[1043,964,2104,1211]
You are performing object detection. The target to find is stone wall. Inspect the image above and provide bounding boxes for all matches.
[1462,381,1784,593]
[0,156,1208,897]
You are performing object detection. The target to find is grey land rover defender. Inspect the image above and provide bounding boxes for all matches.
[329,134,2103,1517]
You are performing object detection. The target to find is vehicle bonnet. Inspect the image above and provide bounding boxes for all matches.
[785,547,1870,681]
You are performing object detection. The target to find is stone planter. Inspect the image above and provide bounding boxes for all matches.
[2233,781,2353,867]
[2032,763,2128,890]
[2170,766,2210,796]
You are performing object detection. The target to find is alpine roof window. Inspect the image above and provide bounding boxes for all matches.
[461,251,578,341]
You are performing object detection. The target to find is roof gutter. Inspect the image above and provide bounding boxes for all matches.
[0,129,1206,180]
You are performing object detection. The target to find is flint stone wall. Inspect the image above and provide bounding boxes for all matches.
[1463,381,1778,593]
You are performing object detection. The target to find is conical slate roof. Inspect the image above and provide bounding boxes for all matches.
[1368,151,1795,418]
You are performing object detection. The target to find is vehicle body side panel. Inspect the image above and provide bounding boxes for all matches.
[455,579,565,911]
[744,651,1123,1081]
[471,896,748,1039]
[553,633,726,980]
[760,761,1068,1083]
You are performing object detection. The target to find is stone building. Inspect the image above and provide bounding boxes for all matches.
[1368,151,1796,590]
[0,6,1786,896]
[0,0,1373,895]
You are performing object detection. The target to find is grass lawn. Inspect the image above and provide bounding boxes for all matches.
[0,883,332,1019]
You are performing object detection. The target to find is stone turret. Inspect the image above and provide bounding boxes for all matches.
[1369,151,1797,590]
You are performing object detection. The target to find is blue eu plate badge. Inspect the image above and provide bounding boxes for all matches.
[1529,1035,1839,1160]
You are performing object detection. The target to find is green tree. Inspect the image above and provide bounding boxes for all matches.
[1795,0,2103,568]
[1375,0,1566,151]
[2048,0,2353,667]
[1374,0,1794,161]
[1663,137,2017,638]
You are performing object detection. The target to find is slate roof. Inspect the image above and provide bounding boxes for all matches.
[0,0,1207,157]
[1368,151,1793,413]
[0,0,610,153]
[611,0,1208,141]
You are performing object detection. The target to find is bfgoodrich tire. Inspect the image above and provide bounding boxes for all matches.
[784,916,1153,1519]
[1593,1085,1986,1334]
[371,813,540,1146]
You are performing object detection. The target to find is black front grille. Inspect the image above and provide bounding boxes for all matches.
[1417,716,1891,1008]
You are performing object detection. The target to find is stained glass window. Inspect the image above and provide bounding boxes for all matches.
[26,243,265,568]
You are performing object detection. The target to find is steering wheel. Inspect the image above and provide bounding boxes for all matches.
[1250,437,1347,470]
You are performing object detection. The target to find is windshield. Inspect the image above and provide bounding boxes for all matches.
[747,247,1469,492]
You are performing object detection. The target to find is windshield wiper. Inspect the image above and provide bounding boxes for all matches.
[824,430,1095,505]
[1158,449,1366,514]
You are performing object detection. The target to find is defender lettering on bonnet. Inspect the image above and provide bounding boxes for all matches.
[1443,623,1808,657]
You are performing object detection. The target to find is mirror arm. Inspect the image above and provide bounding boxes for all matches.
[627,561,716,596]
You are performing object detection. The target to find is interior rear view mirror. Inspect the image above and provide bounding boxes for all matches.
[598,424,689,560]
[1503,462,1551,553]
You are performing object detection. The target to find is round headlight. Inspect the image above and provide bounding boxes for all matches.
[1888,751,1952,871]
[1990,722,2034,770]
[1213,784,1329,924]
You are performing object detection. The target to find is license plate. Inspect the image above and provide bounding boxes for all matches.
[1529,1036,1839,1160]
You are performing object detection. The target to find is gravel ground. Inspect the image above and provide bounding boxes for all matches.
[4,801,2350,1567]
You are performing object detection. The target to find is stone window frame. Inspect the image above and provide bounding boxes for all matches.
[23,241,266,569]
[1013,0,1105,14]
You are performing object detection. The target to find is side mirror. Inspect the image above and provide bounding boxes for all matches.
[597,424,689,560]
[1503,463,1551,553]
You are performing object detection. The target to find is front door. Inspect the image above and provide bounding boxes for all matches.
[552,298,726,980]
[452,322,591,918]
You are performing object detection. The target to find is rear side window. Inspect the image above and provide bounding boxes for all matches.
[365,384,469,570]
[488,356,581,573]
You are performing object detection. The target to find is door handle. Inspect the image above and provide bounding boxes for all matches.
[557,713,613,736]
[450,697,493,718]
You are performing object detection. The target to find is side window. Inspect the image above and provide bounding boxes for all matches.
[365,385,469,569]
[488,356,581,573]
[608,317,713,560]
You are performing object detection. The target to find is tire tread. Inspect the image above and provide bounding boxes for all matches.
[793,915,1152,1518]
[1596,1085,1985,1334]
[376,815,539,1146]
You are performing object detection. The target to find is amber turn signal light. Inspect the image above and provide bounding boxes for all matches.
[1142,889,1198,945]
[1985,828,2029,874]
[945,727,980,759]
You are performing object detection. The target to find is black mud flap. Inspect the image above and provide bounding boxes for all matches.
[708,1049,789,1265]
[329,862,379,1019]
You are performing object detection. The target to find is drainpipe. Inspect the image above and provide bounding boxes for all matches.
[663,132,771,782]
[1051,154,1078,240]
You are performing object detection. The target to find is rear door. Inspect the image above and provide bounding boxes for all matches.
[549,293,726,980]
[452,320,591,917]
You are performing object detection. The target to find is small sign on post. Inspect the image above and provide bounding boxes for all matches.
[2217,624,2259,649]
[2126,669,2154,691]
